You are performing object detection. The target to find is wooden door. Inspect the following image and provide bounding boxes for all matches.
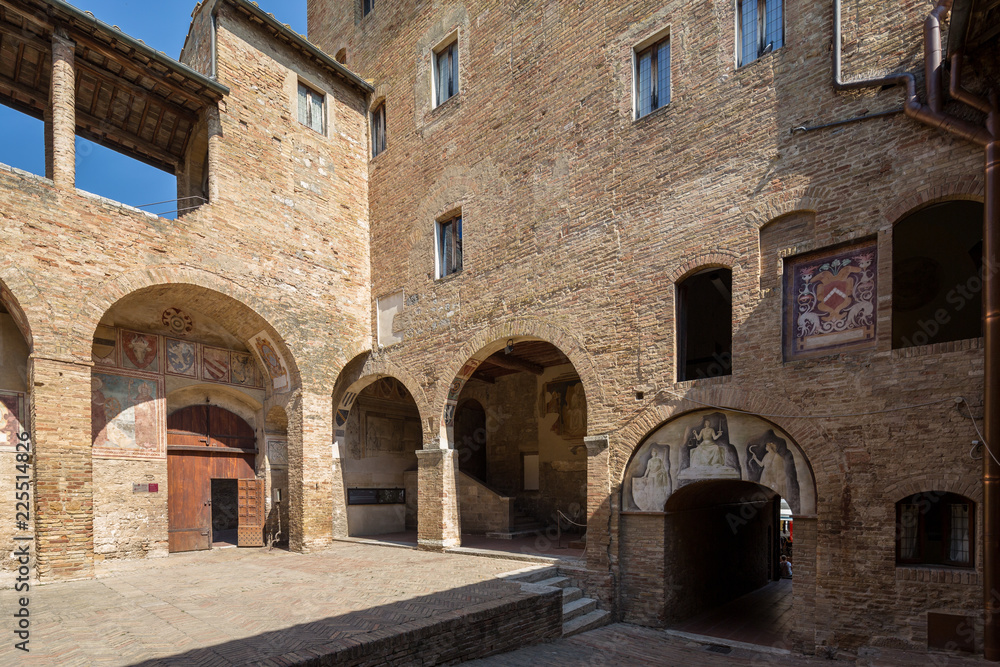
[238,479,265,547]
[167,405,257,553]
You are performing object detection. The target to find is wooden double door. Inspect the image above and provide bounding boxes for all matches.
[167,405,264,552]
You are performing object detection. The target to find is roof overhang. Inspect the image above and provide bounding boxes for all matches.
[0,0,228,173]
[949,0,1000,56]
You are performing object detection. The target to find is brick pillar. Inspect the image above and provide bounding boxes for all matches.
[416,447,461,550]
[788,515,817,654]
[205,106,222,203]
[584,434,611,571]
[31,356,93,580]
[287,387,334,552]
[45,31,75,188]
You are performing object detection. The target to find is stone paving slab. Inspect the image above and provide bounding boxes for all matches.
[461,623,991,667]
[0,543,544,666]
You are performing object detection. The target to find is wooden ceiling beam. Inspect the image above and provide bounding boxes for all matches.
[75,59,198,124]
[0,18,48,54]
[486,353,544,376]
[0,69,44,110]
[76,107,180,173]
[0,0,50,33]
[469,370,495,385]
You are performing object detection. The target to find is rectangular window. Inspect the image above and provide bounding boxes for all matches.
[737,0,783,67]
[297,82,325,134]
[371,103,386,157]
[363,0,374,16]
[635,36,671,120]
[947,503,971,564]
[437,215,463,277]
[434,40,459,108]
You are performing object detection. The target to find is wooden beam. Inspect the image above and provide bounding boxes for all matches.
[469,370,495,385]
[76,107,179,173]
[75,59,198,124]
[0,0,50,34]
[0,18,48,54]
[72,32,211,107]
[486,353,544,375]
[0,69,44,110]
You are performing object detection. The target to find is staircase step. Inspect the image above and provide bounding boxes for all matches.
[535,576,569,589]
[485,527,545,539]
[562,596,596,622]
[562,609,611,637]
[561,586,582,603]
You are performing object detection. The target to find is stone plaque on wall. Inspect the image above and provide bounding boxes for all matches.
[784,240,877,361]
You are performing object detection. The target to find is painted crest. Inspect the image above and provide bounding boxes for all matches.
[121,331,159,371]
[230,351,257,386]
[202,346,231,383]
[161,307,194,336]
[165,339,196,377]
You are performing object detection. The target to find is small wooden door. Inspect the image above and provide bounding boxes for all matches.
[238,479,265,547]
[167,405,256,553]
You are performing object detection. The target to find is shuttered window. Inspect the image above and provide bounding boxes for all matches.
[635,36,670,120]
[438,216,462,277]
[298,82,325,134]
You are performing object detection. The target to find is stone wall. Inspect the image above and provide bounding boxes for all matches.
[457,471,512,534]
[306,0,989,651]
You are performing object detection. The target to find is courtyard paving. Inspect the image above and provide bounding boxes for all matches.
[0,542,544,666]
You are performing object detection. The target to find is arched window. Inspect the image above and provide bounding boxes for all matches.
[892,201,983,349]
[676,268,732,381]
[896,491,974,567]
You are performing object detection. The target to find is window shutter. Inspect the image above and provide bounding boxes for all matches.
[297,83,309,126]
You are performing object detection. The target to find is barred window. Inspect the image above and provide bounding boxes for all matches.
[298,82,325,134]
[372,103,386,157]
[635,36,670,120]
[896,492,974,567]
[737,0,783,67]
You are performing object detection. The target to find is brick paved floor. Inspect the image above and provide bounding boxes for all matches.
[462,623,991,667]
[0,543,544,666]
[671,578,792,646]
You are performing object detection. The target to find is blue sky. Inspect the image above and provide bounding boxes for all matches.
[0,0,307,216]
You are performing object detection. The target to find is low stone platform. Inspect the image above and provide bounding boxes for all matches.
[0,543,562,666]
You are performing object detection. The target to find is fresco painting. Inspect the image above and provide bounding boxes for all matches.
[624,409,814,514]
[0,391,24,452]
[91,371,164,459]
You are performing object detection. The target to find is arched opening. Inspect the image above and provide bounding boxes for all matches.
[676,268,733,381]
[0,287,30,450]
[90,284,294,559]
[447,337,588,556]
[339,376,422,539]
[892,200,983,349]
[620,408,816,646]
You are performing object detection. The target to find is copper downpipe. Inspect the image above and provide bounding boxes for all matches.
[833,0,998,658]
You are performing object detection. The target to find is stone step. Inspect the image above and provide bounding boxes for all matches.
[561,586,583,603]
[562,596,596,622]
[485,527,545,539]
[562,609,611,637]
[535,576,569,589]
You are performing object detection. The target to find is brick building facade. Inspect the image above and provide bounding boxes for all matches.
[0,0,997,659]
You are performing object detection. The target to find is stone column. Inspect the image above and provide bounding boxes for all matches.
[584,434,611,571]
[205,106,222,203]
[416,446,460,550]
[31,356,93,581]
[45,31,76,188]
[287,387,335,552]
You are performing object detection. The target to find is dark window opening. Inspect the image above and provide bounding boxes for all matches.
[677,269,733,381]
[0,105,44,177]
[363,0,374,17]
[335,48,348,65]
[372,102,386,157]
[438,215,463,277]
[434,40,459,107]
[635,36,670,119]
[896,492,974,567]
[892,200,983,349]
[738,0,783,67]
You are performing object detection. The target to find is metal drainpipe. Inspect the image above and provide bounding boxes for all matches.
[832,0,997,658]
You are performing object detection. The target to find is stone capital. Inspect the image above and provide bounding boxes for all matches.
[584,434,609,457]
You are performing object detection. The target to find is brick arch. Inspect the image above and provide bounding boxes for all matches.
[85,265,301,384]
[332,351,431,436]
[435,317,607,436]
[740,185,823,229]
[613,383,831,513]
[669,249,741,284]
[0,264,41,352]
[883,180,984,225]
[882,474,982,506]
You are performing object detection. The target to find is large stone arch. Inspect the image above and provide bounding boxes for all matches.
[84,265,300,384]
[882,179,984,226]
[332,351,431,437]
[0,264,42,352]
[434,317,606,439]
